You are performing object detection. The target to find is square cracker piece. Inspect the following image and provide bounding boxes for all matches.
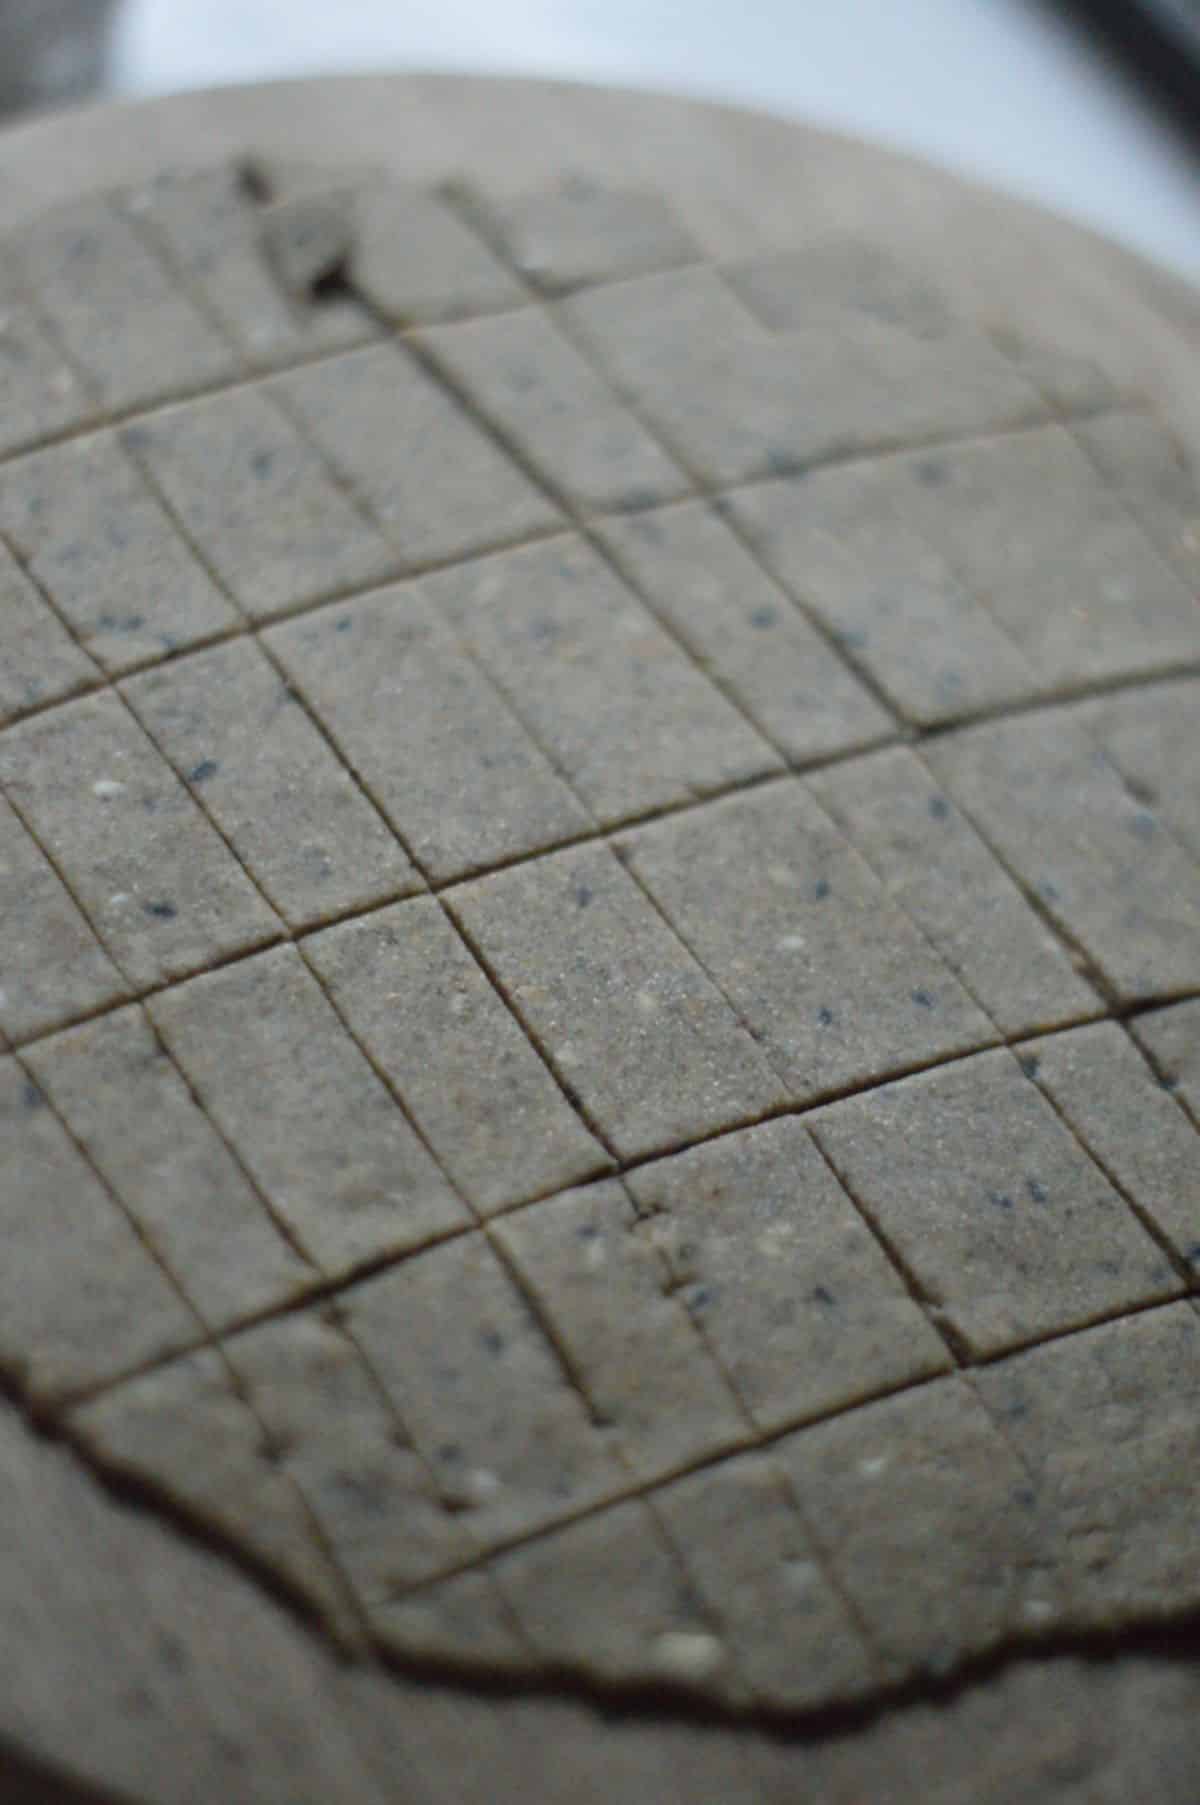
[626,1117,950,1435]
[808,1047,1180,1358]
[448,842,786,1160]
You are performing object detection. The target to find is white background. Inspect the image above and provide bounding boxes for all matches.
[110,0,1200,277]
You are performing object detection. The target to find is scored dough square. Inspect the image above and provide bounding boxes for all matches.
[0,431,238,674]
[0,291,92,457]
[121,387,397,621]
[779,1377,1058,1679]
[147,945,467,1276]
[0,538,97,727]
[655,1454,875,1708]
[348,1231,629,1548]
[891,425,1200,689]
[1067,678,1200,866]
[474,181,700,293]
[1073,408,1200,592]
[304,897,609,1214]
[0,1057,196,1403]
[1021,1020,1200,1272]
[423,536,779,824]
[226,1310,473,1599]
[808,744,1100,1036]
[595,501,894,765]
[619,780,994,1104]
[974,1304,1200,1622]
[369,1569,531,1673]
[269,343,561,570]
[808,1047,1180,1357]
[561,267,877,486]
[0,692,280,990]
[624,1117,950,1434]
[724,239,956,339]
[447,842,787,1159]
[264,583,589,882]
[927,710,1200,1004]
[349,180,526,323]
[25,1005,315,1329]
[416,307,689,512]
[0,790,127,1043]
[1131,998,1200,1123]
[123,638,419,929]
[493,1179,747,1482]
[727,458,1042,725]
[490,1498,711,1689]
[12,194,237,411]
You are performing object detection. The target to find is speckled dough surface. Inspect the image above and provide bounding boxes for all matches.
[2,121,1200,1798]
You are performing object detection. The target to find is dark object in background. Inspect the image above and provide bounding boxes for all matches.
[1047,0,1200,142]
[0,0,119,116]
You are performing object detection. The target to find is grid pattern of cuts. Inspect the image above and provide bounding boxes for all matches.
[2,158,1200,1712]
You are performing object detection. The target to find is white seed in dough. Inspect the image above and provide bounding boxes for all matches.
[653,1629,725,1681]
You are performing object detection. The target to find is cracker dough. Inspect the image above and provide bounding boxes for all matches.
[2,117,1200,1800]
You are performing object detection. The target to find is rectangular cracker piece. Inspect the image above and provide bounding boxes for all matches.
[447,843,787,1160]
[723,240,957,340]
[1074,407,1200,591]
[121,164,375,364]
[891,425,1200,688]
[0,292,93,456]
[619,781,993,1105]
[341,178,522,322]
[0,536,97,724]
[423,536,779,823]
[926,711,1200,1005]
[349,1231,629,1548]
[123,639,418,930]
[1067,679,1200,866]
[67,1347,350,1627]
[559,268,873,487]
[808,745,1100,1036]
[304,898,608,1214]
[369,1570,531,1674]
[493,1180,746,1482]
[147,945,467,1275]
[415,307,689,512]
[655,1454,876,1708]
[227,1311,473,1599]
[808,1047,1180,1359]
[491,1498,722,1692]
[1131,999,1200,1122]
[726,461,1041,725]
[350,180,527,321]
[0,693,280,989]
[974,1304,1200,1622]
[24,1005,313,1329]
[0,431,238,673]
[0,789,127,1042]
[1021,1021,1200,1272]
[475,182,700,294]
[121,387,397,621]
[13,195,237,411]
[595,502,894,764]
[264,584,589,882]
[0,1056,196,1404]
[779,1378,1057,1680]
[625,1118,950,1435]
[270,344,561,570]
